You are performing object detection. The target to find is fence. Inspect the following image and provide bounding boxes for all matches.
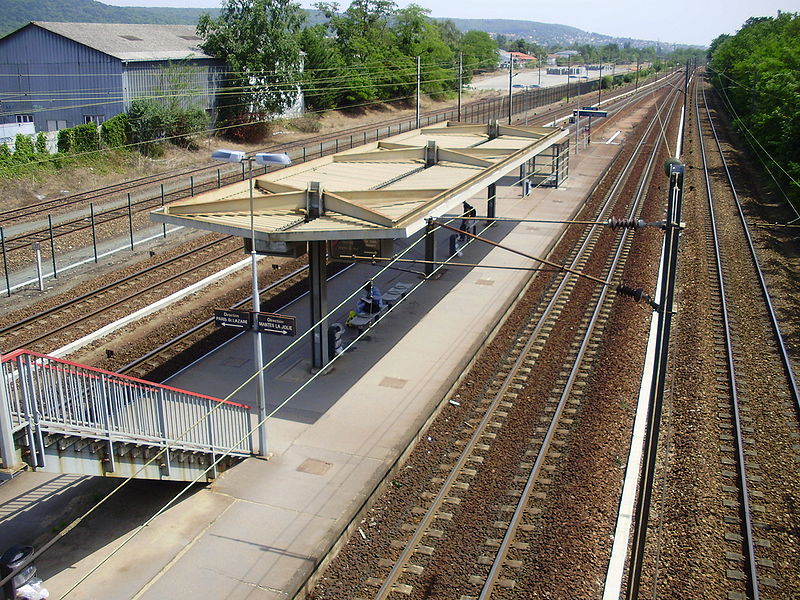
[1,74,634,297]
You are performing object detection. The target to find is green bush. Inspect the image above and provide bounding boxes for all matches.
[57,128,73,153]
[170,107,209,149]
[12,134,35,164]
[72,123,101,153]
[0,144,11,177]
[127,99,169,157]
[35,132,48,155]
[101,114,129,149]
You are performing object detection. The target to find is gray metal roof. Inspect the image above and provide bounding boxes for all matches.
[30,22,213,62]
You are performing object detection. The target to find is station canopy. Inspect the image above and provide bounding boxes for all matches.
[151,121,568,243]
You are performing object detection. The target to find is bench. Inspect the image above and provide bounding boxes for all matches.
[381,282,413,305]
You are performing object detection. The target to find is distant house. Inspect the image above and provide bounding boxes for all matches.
[0,21,227,132]
[509,51,537,63]
[499,50,538,69]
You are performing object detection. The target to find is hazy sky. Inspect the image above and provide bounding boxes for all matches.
[100,0,800,46]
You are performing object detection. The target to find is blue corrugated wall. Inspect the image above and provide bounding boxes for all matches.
[0,24,223,132]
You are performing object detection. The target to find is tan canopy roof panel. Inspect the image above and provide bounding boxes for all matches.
[151,121,568,242]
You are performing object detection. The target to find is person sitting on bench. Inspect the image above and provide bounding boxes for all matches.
[357,283,384,316]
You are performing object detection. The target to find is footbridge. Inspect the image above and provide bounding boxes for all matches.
[0,350,252,482]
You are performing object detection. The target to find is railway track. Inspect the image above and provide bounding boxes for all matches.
[0,236,241,353]
[116,261,352,381]
[639,72,800,600]
[0,76,673,259]
[684,81,800,599]
[0,87,553,231]
[306,80,683,599]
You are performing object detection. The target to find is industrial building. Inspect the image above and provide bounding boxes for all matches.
[0,22,226,132]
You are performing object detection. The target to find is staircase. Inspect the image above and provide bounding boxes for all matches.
[0,350,253,482]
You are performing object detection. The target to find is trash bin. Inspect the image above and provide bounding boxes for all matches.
[0,545,35,600]
[328,323,345,357]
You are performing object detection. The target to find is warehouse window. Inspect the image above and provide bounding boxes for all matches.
[83,115,105,125]
[15,114,33,123]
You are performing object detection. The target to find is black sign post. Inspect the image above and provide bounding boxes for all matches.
[254,312,297,337]
[214,309,252,329]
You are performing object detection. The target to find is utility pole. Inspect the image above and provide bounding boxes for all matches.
[538,56,541,86]
[566,55,571,101]
[625,160,685,600]
[635,55,640,92]
[508,56,513,124]
[597,57,603,105]
[457,51,463,122]
[681,60,689,157]
[416,55,421,129]
[612,58,616,87]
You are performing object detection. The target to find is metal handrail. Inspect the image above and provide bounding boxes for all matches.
[1,350,252,467]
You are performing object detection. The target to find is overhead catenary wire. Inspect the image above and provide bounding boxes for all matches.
[710,70,800,216]
[5,83,661,592]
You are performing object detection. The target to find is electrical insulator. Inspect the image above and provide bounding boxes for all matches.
[616,284,659,310]
[607,217,646,231]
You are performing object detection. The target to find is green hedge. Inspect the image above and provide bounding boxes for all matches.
[57,128,73,153]
[12,134,35,163]
[101,113,129,149]
[71,123,101,153]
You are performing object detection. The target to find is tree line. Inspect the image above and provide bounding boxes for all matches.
[709,13,800,209]
[197,0,498,135]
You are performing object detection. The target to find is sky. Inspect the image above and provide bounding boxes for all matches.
[100,0,800,46]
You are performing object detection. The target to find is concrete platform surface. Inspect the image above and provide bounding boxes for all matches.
[0,122,630,600]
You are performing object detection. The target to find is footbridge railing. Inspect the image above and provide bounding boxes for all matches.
[0,350,253,481]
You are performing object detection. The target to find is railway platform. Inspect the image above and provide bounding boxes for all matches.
[1,125,626,599]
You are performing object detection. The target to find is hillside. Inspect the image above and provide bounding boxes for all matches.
[440,17,685,51]
[0,0,217,37]
[0,0,686,49]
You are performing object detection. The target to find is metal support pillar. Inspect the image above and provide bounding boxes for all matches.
[424,220,436,277]
[415,56,421,129]
[487,183,496,225]
[457,51,463,122]
[508,57,513,124]
[626,162,685,600]
[309,240,329,369]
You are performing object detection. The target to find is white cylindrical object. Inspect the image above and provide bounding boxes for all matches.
[33,242,44,291]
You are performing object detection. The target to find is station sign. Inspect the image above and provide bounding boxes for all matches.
[254,312,297,337]
[214,309,252,329]
[214,309,297,336]
[575,108,608,118]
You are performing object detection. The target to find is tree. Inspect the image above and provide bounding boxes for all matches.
[197,0,305,126]
[460,30,498,73]
[395,4,455,98]
[315,0,421,105]
[710,12,800,208]
[299,24,376,109]
[435,19,461,50]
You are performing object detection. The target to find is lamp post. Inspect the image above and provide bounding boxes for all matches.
[212,149,291,457]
